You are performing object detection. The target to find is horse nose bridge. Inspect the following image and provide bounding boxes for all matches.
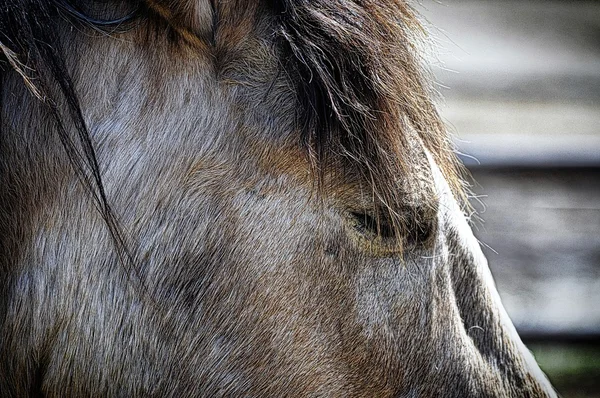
[425,154,558,397]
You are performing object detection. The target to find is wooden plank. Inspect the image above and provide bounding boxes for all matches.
[469,168,600,336]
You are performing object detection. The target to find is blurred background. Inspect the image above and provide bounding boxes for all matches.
[421,1,600,397]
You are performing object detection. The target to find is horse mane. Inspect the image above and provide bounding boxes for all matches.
[0,0,136,271]
[0,0,465,251]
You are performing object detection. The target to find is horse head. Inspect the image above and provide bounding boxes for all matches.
[0,1,557,396]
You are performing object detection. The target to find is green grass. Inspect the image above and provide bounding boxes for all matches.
[529,343,600,398]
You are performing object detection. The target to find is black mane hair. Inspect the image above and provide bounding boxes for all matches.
[0,0,137,272]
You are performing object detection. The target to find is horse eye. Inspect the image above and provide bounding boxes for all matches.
[404,212,437,248]
[347,206,437,255]
[349,211,394,240]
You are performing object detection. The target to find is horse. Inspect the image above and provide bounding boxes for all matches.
[0,1,557,396]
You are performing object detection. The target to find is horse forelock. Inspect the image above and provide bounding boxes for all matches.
[274,0,467,239]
